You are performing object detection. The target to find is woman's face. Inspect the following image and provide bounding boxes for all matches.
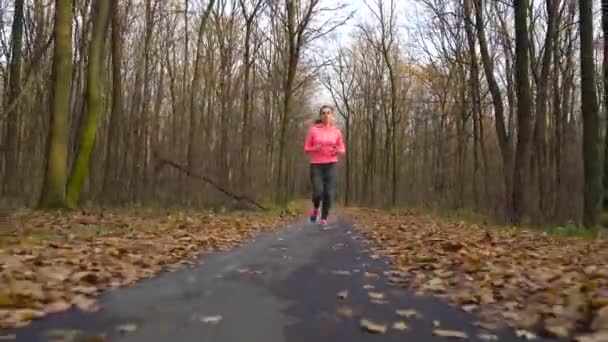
[320,107,332,124]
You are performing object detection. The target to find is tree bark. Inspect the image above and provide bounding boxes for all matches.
[474,0,513,221]
[512,0,533,224]
[103,0,123,202]
[66,0,112,207]
[2,0,25,196]
[38,0,73,208]
[579,0,601,227]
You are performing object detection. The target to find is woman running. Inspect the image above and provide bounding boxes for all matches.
[303,105,346,225]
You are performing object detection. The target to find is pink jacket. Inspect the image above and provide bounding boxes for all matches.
[304,123,346,164]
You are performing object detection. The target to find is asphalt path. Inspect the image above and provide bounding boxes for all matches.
[2,216,555,342]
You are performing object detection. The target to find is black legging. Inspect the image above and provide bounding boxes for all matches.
[310,162,337,220]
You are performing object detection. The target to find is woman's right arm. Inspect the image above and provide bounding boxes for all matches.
[303,127,316,153]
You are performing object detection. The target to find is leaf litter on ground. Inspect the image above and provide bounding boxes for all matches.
[0,208,293,328]
[345,207,608,339]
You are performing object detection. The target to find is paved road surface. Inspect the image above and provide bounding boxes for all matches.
[2,216,554,341]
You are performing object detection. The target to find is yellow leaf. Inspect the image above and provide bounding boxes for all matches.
[392,321,409,331]
[395,309,422,319]
[360,318,387,333]
[433,329,468,339]
[368,292,385,300]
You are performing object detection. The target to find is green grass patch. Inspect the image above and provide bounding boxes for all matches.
[543,223,605,239]
[384,205,606,240]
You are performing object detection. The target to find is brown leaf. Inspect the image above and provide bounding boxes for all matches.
[592,306,608,331]
[44,301,71,314]
[71,295,99,312]
[336,306,354,318]
[0,294,13,308]
[575,331,608,342]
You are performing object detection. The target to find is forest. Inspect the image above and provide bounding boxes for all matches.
[1,0,607,229]
[1,0,608,339]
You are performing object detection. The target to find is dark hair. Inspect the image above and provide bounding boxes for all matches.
[319,105,333,115]
[315,105,333,124]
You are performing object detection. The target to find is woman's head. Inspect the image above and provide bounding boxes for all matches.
[317,105,334,125]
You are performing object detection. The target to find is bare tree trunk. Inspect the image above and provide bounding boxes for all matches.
[474,0,513,221]
[2,0,25,197]
[39,0,73,208]
[601,0,608,224]
[512,0,533,224]
[66,0,112,207]
[579,0,601,227]
[103,0,123,202]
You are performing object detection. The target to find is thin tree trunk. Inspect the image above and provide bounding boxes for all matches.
[601,0,608,223]
[512,0,533,224]
[579,0,601,227]
[103,0,123,202]
[2,0,25,196]
[474,0,513,221]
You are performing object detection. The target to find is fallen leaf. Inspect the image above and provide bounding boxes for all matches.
[395,309,422,319]
[575,331,608,342]
[331,270,352,276]
[45,329,82,341]
[478,333,498,341]
[515,329,537,340]
[360,318,387,333]
[72,295,99,312]
[200,315,223,324]
[116,323,137,332]
[461,304,478,313]
[592,306,608,331]
[336,306,354,317]
[433,329,468,339]
[392,321,409,331]
[44,301,71,314]
[363,284,375,289]
[368,292,385,300]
